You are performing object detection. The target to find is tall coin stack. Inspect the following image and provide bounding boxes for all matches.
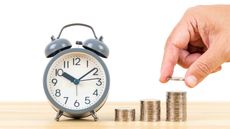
[140,99,161,121]
[166,91,187,122]
[115,108,135,121]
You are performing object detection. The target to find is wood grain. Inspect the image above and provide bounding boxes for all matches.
[0,102,230,129]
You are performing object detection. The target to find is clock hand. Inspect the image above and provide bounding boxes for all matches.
[63,72,79,96]
[62,72,80,85]
[81,78,100,82]
[79,68,97,80]
[76,84,78,96]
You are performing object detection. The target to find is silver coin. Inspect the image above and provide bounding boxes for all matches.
[140,99,161,122]
[168,77,185,81]
[115,107,135,121]
[166,91,187,122]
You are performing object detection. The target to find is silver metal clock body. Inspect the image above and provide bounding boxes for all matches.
[43,48,110,120]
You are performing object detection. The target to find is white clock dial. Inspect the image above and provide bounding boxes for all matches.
[46,52,106,110]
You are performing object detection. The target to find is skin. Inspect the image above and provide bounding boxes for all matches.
[160,5,230,88]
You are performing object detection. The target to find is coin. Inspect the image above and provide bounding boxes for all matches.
[166,91,187,122]
[140,99,161,122]
[115,107,135,121]
[168,77,185,81]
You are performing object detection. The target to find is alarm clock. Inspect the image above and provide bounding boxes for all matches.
[43,23,110,121]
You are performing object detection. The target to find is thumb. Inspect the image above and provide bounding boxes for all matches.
[185,47,224,88]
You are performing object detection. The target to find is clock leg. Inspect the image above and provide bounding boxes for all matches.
[55,110,63,121]
[90,110,98,121]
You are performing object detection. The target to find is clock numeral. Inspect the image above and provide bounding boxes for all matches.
[93,89,98,96]
[63,97,69,104]
[85,96,91,104]
[74,100,80,107]
[93,68,99,75]
[55,89,61,97]
[51,78,57,86]
[96,78,102,86]
[73,57,81,66]
[86,60,89,68]
[63,61,69,68]
[55,69,63,76]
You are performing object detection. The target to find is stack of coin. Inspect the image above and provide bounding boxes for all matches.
[166,91,187,122]
[140,99,161,121]
[115,108,135,121]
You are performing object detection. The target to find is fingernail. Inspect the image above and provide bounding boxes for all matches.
[186,76,197,87]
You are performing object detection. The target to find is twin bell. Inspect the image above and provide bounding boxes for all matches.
[44,23,109,59]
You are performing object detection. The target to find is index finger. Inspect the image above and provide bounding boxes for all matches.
[160,22,190,83]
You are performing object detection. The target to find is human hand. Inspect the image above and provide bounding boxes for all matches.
[160,5,230,88]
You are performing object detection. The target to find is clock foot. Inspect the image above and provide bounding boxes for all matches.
[90,110,98,121]
[55,110,63,121]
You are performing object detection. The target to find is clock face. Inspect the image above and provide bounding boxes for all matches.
[44,49,109,112]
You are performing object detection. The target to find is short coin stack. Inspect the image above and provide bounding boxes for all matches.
[166,91,187,122]
[115,108,135,121]
[140,99,161,121]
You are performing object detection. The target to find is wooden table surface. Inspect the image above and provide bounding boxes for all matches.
[1,102,230,129]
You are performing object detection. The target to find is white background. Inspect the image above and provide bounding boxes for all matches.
[0,0,229,102]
